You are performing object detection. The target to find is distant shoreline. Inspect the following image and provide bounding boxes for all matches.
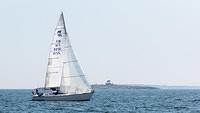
[91,84,159,90]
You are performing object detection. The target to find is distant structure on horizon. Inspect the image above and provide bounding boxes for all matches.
[105,80,113,85]
[92,80,158,89]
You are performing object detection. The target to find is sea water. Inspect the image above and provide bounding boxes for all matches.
[0,89,200,113]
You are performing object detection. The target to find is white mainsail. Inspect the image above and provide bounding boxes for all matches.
[45,12,67,88]
[45,12,91,94]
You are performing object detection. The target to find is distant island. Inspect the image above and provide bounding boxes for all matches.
[91,80,159,90]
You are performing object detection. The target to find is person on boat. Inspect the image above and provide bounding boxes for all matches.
[35,89,43,97]
[36,89,39,95]
[32,90,35,95]
[52,88,60,95]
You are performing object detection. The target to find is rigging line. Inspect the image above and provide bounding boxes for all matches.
[61,75,85,78]
[64,46,72,48]
[48,57,59,59]
[47,72,59,73]
[47,66,61,68]
[55,27,65,30]
[62,74,87,76]
[63,60,77,64]
[50,43,63,45]
[49,50,62,53]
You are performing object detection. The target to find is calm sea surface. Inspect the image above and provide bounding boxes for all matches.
[1,89,200,113]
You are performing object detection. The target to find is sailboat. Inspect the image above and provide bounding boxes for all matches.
[32,12,94,101]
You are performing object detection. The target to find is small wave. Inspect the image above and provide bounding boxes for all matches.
[175,98,182,101]
[54,108,64,110]
[174,106,188,110]
[192,99,200,102]
[111,100,116,102]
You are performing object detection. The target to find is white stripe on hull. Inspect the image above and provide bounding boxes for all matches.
[32,92,93,101]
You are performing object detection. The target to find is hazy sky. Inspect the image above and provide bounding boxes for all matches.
[1,0,200,88]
